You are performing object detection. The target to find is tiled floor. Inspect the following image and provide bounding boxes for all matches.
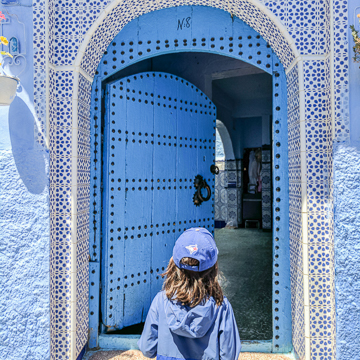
[84,350,293,360]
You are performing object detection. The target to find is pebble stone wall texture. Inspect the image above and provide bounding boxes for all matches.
[31,0,349,357]
[333,144,360,359]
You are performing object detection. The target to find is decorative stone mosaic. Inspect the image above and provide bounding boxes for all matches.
[287,59,305,359]
[30,0,350,357]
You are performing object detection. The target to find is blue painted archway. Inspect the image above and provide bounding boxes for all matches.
[89,5,291,354]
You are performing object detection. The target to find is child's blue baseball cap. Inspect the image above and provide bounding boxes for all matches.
[173,227,218,272]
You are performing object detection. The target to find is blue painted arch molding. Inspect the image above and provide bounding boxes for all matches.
[89,5,291,353]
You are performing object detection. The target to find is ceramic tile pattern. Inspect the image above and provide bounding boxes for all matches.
[215,158,268,228]
[32,0,348,357]
[215,160,228,223]
[287,60,306,359]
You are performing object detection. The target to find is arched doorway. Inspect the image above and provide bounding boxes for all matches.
[44,0,340,354]
[214,121,234,227]
[216,120,235,161]
[88,6,291,354]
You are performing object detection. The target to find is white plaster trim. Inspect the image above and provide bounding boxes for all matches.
[285,58,299,75]
[70,66,82,360]
[216,120,235,160]
[74,4,111,68]
[286,54,329,75]
[300,54,328,60]
[304,303,310,355]
[297,59,310,360]
[330,0,335,139]
[70,70,80,360]
[79,68,94,83]
[49,64,73,72]
[48,64,94,83]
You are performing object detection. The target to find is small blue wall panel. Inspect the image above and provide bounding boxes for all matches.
[101,72,215,330]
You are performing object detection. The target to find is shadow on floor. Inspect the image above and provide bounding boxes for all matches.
[214,228,273,340]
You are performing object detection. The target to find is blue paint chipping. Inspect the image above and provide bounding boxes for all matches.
[0,4,50,360]
[89,6,291,353]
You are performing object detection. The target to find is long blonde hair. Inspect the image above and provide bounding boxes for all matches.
[161,257,224,307]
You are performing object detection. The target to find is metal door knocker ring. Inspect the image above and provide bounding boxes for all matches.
[193,175,211,206]
[210,164,219,175]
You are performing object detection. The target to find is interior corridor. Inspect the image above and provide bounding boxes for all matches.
[215,228,272,340]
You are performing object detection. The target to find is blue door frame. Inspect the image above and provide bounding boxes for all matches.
[89,5,291,353]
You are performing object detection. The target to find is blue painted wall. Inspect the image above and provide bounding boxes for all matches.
[334,1,360,358]
[0,4,50,359]
[237,116,262,156]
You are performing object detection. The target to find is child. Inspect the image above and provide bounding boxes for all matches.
[138,227,241,360]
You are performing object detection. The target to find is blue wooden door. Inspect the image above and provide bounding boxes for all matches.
[101,72,216,331]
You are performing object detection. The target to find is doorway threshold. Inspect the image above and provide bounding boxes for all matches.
[98,335,289,355]
[86,347,296,360]
[99,334,140,351]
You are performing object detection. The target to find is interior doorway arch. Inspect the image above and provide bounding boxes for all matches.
[214,120,237,227]
[88,6,291,354]
[216,120,235,161]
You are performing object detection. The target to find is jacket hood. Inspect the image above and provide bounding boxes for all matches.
[163,293,219,338]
